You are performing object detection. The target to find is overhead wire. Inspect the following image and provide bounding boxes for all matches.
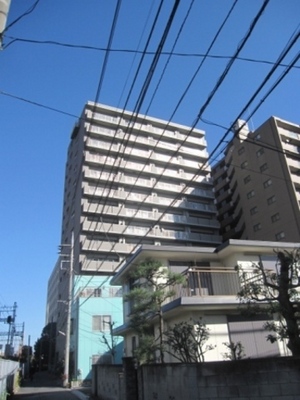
[1,0,40,36]
[77,0,233,279]
[78,0,268,279]
[3,35,300,71]
[78,21,299,310]
[1,1,298,312]
[76,0,181,295]
[77,0,279,307]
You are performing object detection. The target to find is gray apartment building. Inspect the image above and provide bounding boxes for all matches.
[212,116,300,242]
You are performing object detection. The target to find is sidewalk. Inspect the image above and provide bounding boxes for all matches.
[14,371,93,399]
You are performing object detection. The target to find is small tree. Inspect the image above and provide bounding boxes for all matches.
[125,258,186,364]
[236,248,300,356]
[99,321,120,364]
[222,341,245,360]
[164,317,214,362]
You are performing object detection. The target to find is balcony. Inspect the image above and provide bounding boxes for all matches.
[127,268,241,317]
[169,268,240,300]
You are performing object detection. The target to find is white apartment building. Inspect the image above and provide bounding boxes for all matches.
[50,102,221,376]
[62,102,221,275]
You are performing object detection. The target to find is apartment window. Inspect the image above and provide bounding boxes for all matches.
[247,190,255,199]
[92,315,111,332]
[250,206,258,215]
[256,148,264,157]
[271,213,280,223]
[238,147,245,155]
[260,163,268,173]
[244,175,251,184]
[241,161,248,169]
[275,231,285,240]
[253,223,262,232]
[267,195,276,205]
[263,179,272,188]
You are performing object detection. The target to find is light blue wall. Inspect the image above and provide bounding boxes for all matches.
[71,275,123,380]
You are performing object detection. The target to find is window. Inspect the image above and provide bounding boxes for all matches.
[275,231,285,240]
[241,161,248,169]
[250,206,258,215]
[244,175,251,184]
[92,315,111,332]
[253,223,262,232]
[247,190,255,199]
[256,148,264,157]
[263,179,272,188]
[271,213,280,223]
[238,147,245,155]
[267,195,276,205]
[260,163,268,173]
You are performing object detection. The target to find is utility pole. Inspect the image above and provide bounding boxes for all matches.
[0,0,11,48]
[62,232,74,388]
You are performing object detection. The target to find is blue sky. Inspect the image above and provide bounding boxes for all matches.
[0,0,299,348]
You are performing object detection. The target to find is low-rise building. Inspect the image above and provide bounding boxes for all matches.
[111,240,299,362]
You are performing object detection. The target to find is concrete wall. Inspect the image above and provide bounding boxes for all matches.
[93,357,300,400]
[140,357,300,400]
[92,364,124,400]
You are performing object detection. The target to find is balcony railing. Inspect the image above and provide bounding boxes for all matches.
[168,268,241,301]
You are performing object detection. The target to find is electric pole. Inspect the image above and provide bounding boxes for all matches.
[62,232,74,388]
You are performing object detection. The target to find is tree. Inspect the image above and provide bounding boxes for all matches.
[236,248,300,356]
[34,322,56,369]
[222,341,245,361]
[164,317,214,363]
[125,258,186,364]
[99,321,120,364]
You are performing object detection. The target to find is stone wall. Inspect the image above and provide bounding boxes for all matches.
[93,357,300,400]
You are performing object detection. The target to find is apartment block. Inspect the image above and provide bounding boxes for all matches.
[48,102,221,380]
[63,102,220,275]
[212,117,300,242]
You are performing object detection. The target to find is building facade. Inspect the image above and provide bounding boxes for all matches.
[47,102,220,379]
[111,240,299,362]
[212,117,300,242]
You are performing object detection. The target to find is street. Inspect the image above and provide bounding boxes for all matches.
[13,371,91,400]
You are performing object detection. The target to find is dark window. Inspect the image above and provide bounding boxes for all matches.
[244,175,251,184]
[250,206,258,215]
[253,223,262,232]
[260,163,268,173]
[267,195,276,205]
[263,179,272,188]
[238,147,245,155]
[256,148,264,157]
[271,213,280,223]
[247,190,255,199]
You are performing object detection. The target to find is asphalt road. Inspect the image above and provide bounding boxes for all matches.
[13,371,91,400]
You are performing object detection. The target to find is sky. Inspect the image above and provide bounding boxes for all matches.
[0,0,299,349]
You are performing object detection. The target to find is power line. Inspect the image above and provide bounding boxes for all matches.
[3,35,300,71]
[1,0,40,35]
